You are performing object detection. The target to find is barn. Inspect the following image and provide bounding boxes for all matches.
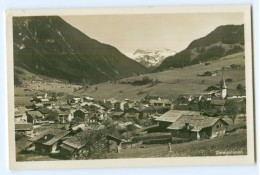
[167,115,229,141]
[29,129,70,153]
[155,110,200,131]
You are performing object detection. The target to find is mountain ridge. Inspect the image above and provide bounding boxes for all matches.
[125,49,176,68]
[157,24,244,71]
[13,16,148,84]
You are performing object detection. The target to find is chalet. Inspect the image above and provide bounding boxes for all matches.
[39,98,51,106]
[83,96,94,102]
[32,103,44,110]
[88,104,105,113]
[150,99,172,109]
[15,136,34,153]
[73,109,88,123]
[124,113,139,120]
[15,107,27,123]
[155,110,200,131]
[39,107,52,117]
[60,130,89,154]
[15,123,33,135]
[58,111,74,123]
[29,129,70,153]
[111,111,125,120]
[80,102,93,108]
[26,111,45,124]
[106,98,117,107]
[115,101,127,111]
[70,98,81,104]
[59,104,71,111]
[106,131,125,153]
[167,115,229,140]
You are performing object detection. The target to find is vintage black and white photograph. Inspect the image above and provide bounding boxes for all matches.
[6,6,255,169]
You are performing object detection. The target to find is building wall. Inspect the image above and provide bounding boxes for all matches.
[211,120,227,138]
[158,121,172,131]
[35,143,52,153]
[171,129,197,140]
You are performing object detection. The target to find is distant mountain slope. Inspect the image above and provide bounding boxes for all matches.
[125,49,176,68]
[13,16,148,84]
[157,25,244,71]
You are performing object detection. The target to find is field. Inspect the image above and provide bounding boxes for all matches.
[16,128,247,161]
[77,52,245,101]
[14,52,245,105]
[107,129,247,159]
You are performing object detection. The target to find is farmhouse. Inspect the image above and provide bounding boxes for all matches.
[150,99,172,108]
[58,111,74,123]
[40,98,51,105]
[124,112,139,120]
[167,115,229,140]
[115,101,128,111]
[73,109,88,123]
[70,98,81,104]
[30,129,70,153]
[155,110,200,131]
[111,111,125,120]
[15,136,34,153]
[60,130,89,154]
[83,96,94,102]
[15,123,33,135]
[26,111,44,124]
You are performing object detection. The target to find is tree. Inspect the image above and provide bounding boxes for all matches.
[46,111,59,122]
[73,130,108,160]
[225,100,239,124]
[236,84,244,90]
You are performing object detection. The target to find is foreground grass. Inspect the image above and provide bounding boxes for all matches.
[106,129,247,159]
[16,129,246,161]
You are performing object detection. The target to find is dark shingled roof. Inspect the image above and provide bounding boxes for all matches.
[62,130,90,150]
[155,110,200,123]
[16,136,33,153]
[15,123,33,131]
[167,115,228,132]
[30,129,70,146]
[27,111,44,118]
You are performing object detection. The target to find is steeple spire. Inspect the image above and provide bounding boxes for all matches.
[220,76,227,89]
[220,76,227,99]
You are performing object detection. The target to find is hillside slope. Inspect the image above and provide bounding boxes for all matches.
[157,25,244,71]
[76,52,245,101]
[13,16,148,84]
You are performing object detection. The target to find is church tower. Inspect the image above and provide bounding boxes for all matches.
[220,76,227,99]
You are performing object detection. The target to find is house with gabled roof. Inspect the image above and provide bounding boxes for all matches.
[167,115,228,141]
[155,110,200,131]
[60,130,90,154]
[26,111,45,124]
[15,123,33,136]
[29,129,70,153]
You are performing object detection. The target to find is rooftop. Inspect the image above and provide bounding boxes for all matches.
[15,123,33,131]
[167,115,228,132]
[30,129,70,146]
[155,110,200,123]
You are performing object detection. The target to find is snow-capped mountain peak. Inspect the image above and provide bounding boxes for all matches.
[125,49,176,68]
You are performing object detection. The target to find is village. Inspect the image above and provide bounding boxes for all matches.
[14,74,247,161]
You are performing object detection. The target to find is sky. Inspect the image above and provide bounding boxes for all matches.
[62,12,244,54]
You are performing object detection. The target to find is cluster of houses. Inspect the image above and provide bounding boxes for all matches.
[15,77,246,158]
